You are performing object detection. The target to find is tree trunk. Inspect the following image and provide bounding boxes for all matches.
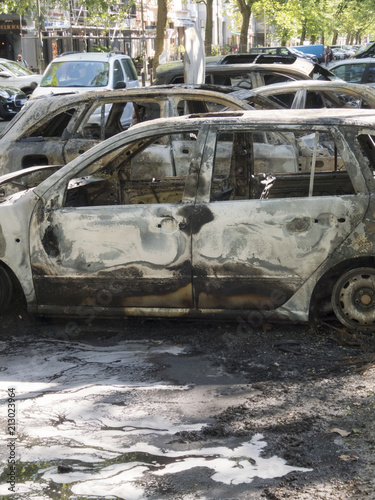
[205,0,213,56]
[237,0,252,51]
[153,0,168,74]
[300,20,306,44]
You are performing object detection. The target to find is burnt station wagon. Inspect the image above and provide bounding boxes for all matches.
[1,108,375,331]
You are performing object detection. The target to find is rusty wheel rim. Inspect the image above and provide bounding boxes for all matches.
[332,267,375,331]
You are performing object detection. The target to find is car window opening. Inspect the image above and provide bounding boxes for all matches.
[211,129,355,202]
[64,131,199,207]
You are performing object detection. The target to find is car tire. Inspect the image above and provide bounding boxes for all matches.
[331,267,375,331]
[0,265,12,312]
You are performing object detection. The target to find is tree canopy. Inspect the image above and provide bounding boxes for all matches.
[0,0,134,25]
[248,0,375,45]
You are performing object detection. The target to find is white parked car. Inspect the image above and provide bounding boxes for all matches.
[0,58,42,95]
[32,52,139,97]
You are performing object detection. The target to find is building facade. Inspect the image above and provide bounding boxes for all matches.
[0,0,263,72]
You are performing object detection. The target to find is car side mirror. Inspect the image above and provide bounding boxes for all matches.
[114,81,126,89]
[0,71,11,78]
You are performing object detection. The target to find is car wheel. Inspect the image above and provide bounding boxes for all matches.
[332,267,375,331]
[0,266,12,312]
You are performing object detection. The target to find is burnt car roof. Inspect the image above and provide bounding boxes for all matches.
[154,58,316,84]
[206,53,302,65]
[251,79,375,101]
[22,84,256,108]
[108,108,375,144]
[1,85,255,138]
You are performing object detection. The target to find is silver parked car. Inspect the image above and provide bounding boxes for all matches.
[328,58,375,87]
[1,108,375,331]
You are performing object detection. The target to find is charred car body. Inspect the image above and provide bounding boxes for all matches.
[153,57,340,86]
[1,109,375,331]
[249,80,375,109]
[0,85,255,175]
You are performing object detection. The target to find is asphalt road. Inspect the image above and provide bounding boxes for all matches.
[1,306,375,499]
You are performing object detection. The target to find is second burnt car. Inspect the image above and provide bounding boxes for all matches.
[0,85,255,175]
[1,109,375,331]
[247,80,375,109]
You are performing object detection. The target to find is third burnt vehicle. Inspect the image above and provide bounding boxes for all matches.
[1,109,375,331]
[153,56,340,87]
[248,80,375,109]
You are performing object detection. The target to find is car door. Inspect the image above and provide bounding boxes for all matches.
[191,126,368,311]
[29,127,206,314]
[10,107,80,169]
[4,102,93,172]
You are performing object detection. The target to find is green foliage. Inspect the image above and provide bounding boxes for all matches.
[0,0,69,15]
[91,44,112,52]
[0,0,135,28]
[248,0,375,45]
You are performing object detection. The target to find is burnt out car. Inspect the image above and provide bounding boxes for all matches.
[153,57,340,86]
[248,80,375,109]
[0,85,255,175]
[1,108,375,331]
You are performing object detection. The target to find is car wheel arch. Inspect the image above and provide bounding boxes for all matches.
[309,256,375,325]
[0,262,26,312]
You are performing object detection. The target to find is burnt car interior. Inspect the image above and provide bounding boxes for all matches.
[28,108,76,139]
[64,132,197,207]
[211,129,355,201]
[61,125,360,209]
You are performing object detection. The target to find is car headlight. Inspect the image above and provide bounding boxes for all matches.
[0,89,10,98]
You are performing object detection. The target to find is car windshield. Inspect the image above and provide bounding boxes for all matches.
[40,61,109,87]
[1,61,33,76]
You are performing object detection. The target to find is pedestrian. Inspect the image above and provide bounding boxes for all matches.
[17,54,28,68]
[324,46,333,65]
